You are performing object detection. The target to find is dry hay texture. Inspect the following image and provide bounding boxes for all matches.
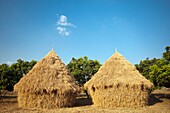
[84,51,153,109]
[14,49,80,109]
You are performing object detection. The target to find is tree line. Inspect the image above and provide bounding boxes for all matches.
[0,46,169,92]
[135,46,170,88]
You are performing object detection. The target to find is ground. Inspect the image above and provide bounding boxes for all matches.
[0,89,170,113]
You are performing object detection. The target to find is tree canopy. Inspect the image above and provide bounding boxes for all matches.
[67,56,101,85]
[135,46,170,88]
[0,59,37,91]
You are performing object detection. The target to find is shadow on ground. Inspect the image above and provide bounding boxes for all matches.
[0,96,17,99]
[75,97,93,107]
[148,92,170,106]
[0,96,17,103]
[148,95,163,106]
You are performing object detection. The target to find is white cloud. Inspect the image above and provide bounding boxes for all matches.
[57,15,76,27]
[57,26,70,36]
[56,15,76,36]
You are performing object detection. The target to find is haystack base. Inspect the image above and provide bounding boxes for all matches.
[89,84,149,109]
[17,92,77,109]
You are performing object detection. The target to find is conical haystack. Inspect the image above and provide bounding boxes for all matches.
[84,51,153,109]
[14,49,80,109]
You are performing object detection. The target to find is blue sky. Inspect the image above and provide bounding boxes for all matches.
[0,0,170,65]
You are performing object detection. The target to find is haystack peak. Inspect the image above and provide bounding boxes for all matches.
[108,51,125,61]
[45,48,58,58]
[113,50,122,56]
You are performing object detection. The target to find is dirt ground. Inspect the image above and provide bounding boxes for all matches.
[0,89,170,113]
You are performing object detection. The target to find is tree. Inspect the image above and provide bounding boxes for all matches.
[0,64,10,91]
[67,56,101,85]
[163,46,170,61]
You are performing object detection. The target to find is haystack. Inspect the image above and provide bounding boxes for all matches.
[84,51,153,109]
[14,49,80,109]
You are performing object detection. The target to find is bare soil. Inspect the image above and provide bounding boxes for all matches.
[0,89,170,113]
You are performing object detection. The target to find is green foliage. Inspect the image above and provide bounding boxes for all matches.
[149,60,170,87]
[135,46,170,87]
[135,58,157,79]
[0,59,37,91]
[67,56,101,85]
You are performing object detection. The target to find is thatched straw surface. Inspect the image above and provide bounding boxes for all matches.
[14,49,80,109]
[84,51,153,109]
